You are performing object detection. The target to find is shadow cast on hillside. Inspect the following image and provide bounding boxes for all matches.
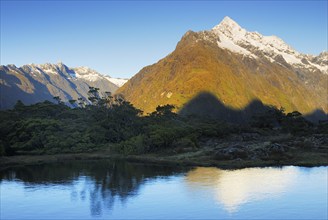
[178,91,327,124]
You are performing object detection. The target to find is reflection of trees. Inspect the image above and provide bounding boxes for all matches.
[0,160,188,216]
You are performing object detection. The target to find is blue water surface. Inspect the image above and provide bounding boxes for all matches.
[0,160,327,219]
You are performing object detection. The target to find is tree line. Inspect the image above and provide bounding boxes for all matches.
[0,87,326,156]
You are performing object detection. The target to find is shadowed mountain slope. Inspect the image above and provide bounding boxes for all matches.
[179,91,327,123]
[179,92,267,123]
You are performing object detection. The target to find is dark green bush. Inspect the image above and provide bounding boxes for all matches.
[117,135,145,155]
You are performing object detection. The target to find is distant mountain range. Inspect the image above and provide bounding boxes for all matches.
[0,63,128,109]
[117,16,327,119]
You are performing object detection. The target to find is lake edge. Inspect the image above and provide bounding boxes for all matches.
[1,150,327,171]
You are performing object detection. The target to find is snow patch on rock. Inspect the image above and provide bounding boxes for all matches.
[105,77,128,87]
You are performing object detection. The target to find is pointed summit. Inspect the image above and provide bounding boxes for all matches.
[212,16,246,40]
[220,16,240,27]
[212,16,242,31]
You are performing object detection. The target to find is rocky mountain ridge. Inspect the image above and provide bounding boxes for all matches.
[192,16,327,74]
[0,63,126,109]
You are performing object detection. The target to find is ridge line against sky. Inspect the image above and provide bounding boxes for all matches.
[1,1,327,78]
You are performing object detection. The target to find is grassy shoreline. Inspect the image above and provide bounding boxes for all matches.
[1,148,327,171]
[2,130,328,170]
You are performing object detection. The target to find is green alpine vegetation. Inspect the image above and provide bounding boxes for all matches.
[0,87,327,168]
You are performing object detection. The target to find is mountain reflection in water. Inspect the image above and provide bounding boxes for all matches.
[184,166,298,212]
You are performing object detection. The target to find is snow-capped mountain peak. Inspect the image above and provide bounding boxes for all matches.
[72,66,103,81]
[213,16,246,38]
[210,17,327,74]
[73,66,96,74]
[214,16,243,32]
[72,66,128,86]
[16,63,128,86]
[212,17,295,56]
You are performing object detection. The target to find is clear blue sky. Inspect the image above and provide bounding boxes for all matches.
[1,1,327,78]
